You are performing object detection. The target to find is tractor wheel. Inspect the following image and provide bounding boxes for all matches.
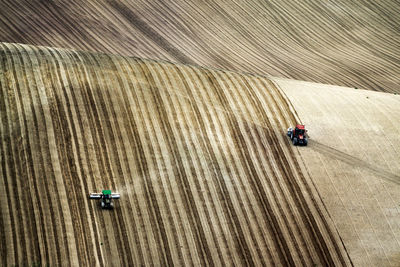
[293,138,298,145]
[101,201,105,208]
[110,202,114,209]
[304,140,308,146]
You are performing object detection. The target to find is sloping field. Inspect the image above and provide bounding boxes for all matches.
[275,78,400,266]
[0,1,400,93]
[0,43,352,266]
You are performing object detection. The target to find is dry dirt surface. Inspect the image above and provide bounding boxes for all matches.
[274,78,400,266]
[1,1,400,266]
[0,43,353,266]
[0,1,400,93]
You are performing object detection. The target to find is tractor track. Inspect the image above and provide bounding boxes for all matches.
[310,141,400,186]
[162,63,234,266]
[90,52,138,265]
[265,79,349,265]
[274,76,400,266]
[106,53,153,266]
[0,43,352,266]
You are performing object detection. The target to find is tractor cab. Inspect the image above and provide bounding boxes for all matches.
[89,190,120,209]
[287,124,308,146]
[102,190,111,197]
[294,125,305,138]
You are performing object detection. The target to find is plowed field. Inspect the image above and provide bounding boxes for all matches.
[2,1,400,266]
[0,43,352,266]
[1,1,399,93]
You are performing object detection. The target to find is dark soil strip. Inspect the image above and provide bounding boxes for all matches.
[54,48,105,266]
[23,45,75,266]
[209,70,297,266]
[69,51,115,264]
[122,58,174,266]
[11,44,60,266]
[112,54,158,265]
[108,0,195,65]
[41,47,98,265]
[108,54,170,266]
[82,52,133,265]
[193,69,261,266]
[175,65,265,265]
[0,47,18,267]
[4,45,51,266]
[186,66,266,265]
[154,61,223,265]
[159,63,226,265]
[8,45,43,264]
[137,59,212,266]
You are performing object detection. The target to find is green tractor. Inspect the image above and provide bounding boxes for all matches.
[89,190,120,209]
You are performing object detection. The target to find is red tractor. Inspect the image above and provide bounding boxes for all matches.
[287,125,308,146]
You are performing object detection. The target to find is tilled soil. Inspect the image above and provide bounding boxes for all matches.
[0,43,351,266]
[0,1,399,93]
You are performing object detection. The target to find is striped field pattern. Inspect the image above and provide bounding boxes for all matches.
[0,0,399,93]
[0,43,352,266]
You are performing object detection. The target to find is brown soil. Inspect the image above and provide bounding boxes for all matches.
[0,43,351,266]
[0,1,399,93]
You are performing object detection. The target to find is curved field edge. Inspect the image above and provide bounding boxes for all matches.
[0,0,399,93]
[274,77,400,266]
[0,42,351,266]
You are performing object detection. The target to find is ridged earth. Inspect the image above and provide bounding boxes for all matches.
[0,43,352,266]
[2,1,400,266]
[0,44,349,266]
[0,0,399,92]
